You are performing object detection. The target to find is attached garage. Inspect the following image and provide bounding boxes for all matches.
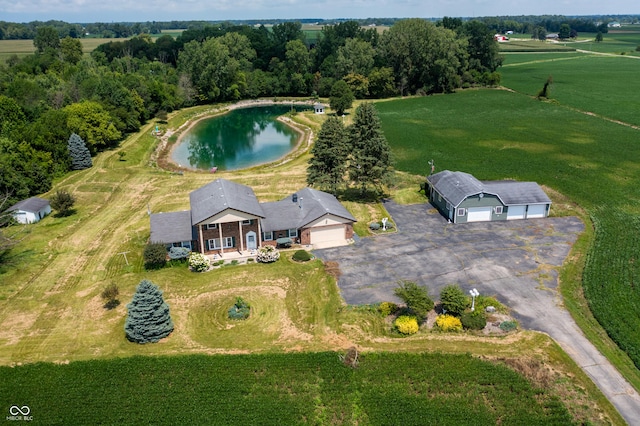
[526,204,547,219]
[310,225,345,245]
[467,206,492,222]
[507,205,526,220]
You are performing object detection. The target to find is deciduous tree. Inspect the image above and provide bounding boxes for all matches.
[49,189,76,217]
[329,80,354,116]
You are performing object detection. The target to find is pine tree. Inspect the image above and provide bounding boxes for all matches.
[67,132,92,170]
[307,116,348,193]
[347,102,393,195]
[124,279,174,344]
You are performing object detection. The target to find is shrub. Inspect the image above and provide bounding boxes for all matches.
[292,250,312,262]
[394,280,434,320]
[228,297,250,320]
[124,279,174,343]
[500,320,518,332]
[50,189,76,217]
[188,252,210,272]
[369,222,380,230]
[436,314,463,332]
[257,245,280,263]
[247,258,255,263]
[168,246,190,260]
[475,295,507,313]
[461,312,487,330]
[101,283,120,310]
[440,284,469,316]
[394,315,419,335]
[144,242,167,270]
[378,301,398,317]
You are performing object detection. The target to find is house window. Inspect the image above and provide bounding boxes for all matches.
[208,237,234,250]
[172,241,192,249]
[495,206,503,215]
[262,231,273,241]
[242,219,253,225]
[457,208,466,216]
[206,223,217,230]
[288,228,298,238]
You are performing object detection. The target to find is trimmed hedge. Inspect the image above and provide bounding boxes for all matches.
[292,250,312,262]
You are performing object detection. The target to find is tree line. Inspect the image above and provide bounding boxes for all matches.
[0,18,502,207]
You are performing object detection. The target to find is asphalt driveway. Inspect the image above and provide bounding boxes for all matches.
[314,201,640,423]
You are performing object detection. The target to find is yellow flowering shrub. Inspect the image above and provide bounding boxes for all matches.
[436,314,462,332]
[394,315,419,335]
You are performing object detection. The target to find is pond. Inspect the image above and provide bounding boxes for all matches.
[171,105,309,171]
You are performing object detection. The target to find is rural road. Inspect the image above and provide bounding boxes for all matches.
[315,201,640,424]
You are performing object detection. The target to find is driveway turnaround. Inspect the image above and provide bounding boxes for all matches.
[314,201,640,424]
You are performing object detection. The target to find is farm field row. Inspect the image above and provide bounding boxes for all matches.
[0,37,128,62]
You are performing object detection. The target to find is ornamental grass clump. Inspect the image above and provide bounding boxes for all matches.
[436,314,463,332]
[188,252,210,272]
[394,315,419,335]
[257,245,280,263]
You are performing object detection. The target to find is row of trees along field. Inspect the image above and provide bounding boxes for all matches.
[0,18,502,207]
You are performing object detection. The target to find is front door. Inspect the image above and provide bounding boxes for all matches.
[246,231,257,250]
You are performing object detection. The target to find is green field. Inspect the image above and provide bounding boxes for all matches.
[0,352,574,425]
[0,37,128,63]
[376,85,640,382]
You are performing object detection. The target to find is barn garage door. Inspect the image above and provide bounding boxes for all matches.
[527,204,547,219]
[466,207,492,222]
[507,205,526,220]
[310,225,345,245]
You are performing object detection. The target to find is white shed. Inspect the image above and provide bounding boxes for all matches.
[314,103,325,114]
[7,197,51,224]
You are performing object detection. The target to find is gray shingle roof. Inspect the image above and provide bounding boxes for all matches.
[428,170,551,207]
[261,187,356,232]
[6,197,50,213]
[150,210,194,244]
[189,179,264,225]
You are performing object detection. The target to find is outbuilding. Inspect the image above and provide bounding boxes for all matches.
[426,171,551,223]
[6,197,51,224]
[314,103,325,114]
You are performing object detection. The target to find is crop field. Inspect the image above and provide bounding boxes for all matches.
[376,79,640,379]
[0,38,127,63]
[0,352,574,425]
[500,54,640,127]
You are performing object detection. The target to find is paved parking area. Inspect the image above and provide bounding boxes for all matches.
[315,200,584,329]
[315,202,640,423]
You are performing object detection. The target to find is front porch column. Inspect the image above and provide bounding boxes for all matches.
[199,224,204,253]
[257,219,263,247]
[218,224,224,256]
[238,222,245,252]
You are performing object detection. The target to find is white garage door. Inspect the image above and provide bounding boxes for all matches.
[310,225,345,244]
[507,205,526,220]
[527,204,547,219]
[466,206,492,222]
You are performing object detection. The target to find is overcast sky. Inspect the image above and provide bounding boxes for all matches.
[1,0,638,23]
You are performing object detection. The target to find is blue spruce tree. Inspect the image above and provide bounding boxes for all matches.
[125,279,174,343]
[67,132,92,170]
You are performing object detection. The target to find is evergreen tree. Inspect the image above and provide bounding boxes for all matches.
[124,279,174,344]
[347,102,393,195]
[307,116,348,193]
[67,133,92,170]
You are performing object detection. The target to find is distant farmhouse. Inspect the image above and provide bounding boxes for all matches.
[426,171,551,223]
[5,197,51,224]
[150,179,356,257]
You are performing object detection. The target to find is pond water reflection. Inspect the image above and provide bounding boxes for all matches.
[171,105,308,171]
